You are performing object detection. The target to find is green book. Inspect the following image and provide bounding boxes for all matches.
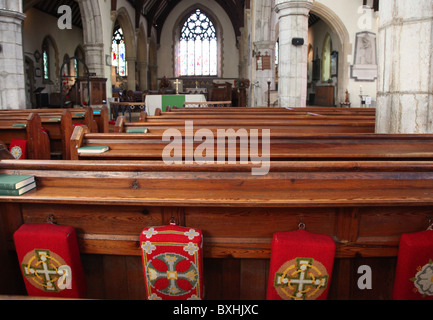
[126,128,149,133]
[0,181,36,196]
[12,123,26,128]
[0,174,35,190]
[77,146,110,154]
[48,118,61,121]
[74,112,85,117]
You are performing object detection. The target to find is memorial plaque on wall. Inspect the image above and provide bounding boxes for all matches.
[256,53,271,70]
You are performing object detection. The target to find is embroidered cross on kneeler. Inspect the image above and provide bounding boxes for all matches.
[393,227,433,300]
[13,223,86,298]
[140,224,204,300]
[267,228,336,300]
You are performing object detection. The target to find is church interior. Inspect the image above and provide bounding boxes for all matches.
[0,0,433,302]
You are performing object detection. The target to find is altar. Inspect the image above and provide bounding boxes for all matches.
[145,94,206,115]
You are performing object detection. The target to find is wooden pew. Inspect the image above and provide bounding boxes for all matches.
[0,113,50,159]
[0,106,109,133]
[0,107,108,159]
[0,158,432,299]
[71,124,433,162]
[170,106,376,114]
[182,101,232,108]
[116,116,375,135]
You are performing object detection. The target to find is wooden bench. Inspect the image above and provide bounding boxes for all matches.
[0,113,50,159]
[0,107,108,159]
[0,158,432,299]
[70,123,433,162]
[182,101,232,108]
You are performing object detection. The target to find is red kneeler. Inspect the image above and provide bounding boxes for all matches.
[267,229,336,300]
[393,229,433,300]
[140,224,204,300]
[9,139,27,159]
[13,223,86,298]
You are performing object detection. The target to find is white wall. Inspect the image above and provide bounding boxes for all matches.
[316,0,379,107]
[22,8,84,94]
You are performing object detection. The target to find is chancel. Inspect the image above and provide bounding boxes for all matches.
[0,0,433,302]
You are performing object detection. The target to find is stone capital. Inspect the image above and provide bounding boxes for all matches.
[253,40,275,51]
[0,8,26,22]
[274,0,314,17]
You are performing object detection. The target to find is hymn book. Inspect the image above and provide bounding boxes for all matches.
[0,181,36,196]
[0,174,35,190]
[77,146,110,154]
[126,128,149,133]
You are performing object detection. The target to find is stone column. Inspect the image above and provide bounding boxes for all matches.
[76,0,104,77]
[137,61,148,91]
[253,41,275,107]
[83,43,105,77]
[376,0,433,133]
[0,5,26,109]
[274,0,313,108]
[126,57,136,91]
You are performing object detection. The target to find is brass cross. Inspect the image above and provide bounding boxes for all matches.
[174,79,181,95]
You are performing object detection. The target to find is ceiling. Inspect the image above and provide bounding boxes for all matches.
[24,0,83,29]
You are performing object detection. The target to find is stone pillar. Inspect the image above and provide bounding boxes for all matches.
[253,41,275,107]
[76,0,104,77]
[274,0,313,108]
[83,43,105,77]
[376,0,433,133]
[137,61,148,91]
[126,57,136,91]
[0,5,26,109]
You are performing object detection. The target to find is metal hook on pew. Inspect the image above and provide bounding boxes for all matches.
[46,213,57,225]
[427,216,433,231]
[170,216,176,226]
[298,219,306,230]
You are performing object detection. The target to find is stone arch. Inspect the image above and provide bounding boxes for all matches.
[76,0,104,76]
[310,2,350,104]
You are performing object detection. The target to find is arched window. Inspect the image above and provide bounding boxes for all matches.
[112,25,127,77]
[179,9,217,76]
[42,39,50,81]
[42,36,58,83]
[321,34,332,82]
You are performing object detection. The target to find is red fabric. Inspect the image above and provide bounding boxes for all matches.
[9,139,27,159]
[140,224,204,300]
[13,223,86,298]
[266,229,336,300]
[393,230,433,300]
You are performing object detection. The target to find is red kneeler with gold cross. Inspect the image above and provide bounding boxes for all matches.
[267,229,336,300]
[13,223,86,298]
[140,224,204,300]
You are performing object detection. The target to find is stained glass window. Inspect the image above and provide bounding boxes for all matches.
[112,26,127,77]
[179,9,217,76]
[42,40,49,80]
